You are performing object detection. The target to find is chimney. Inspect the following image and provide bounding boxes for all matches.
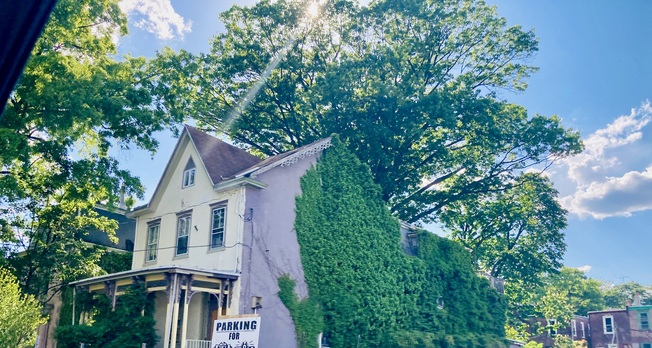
[634,292,642,306]
[118,184,127,210]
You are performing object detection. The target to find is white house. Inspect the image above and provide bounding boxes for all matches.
[71,125,332,348]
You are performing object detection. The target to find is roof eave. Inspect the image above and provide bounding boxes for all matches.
[213,177,267,192]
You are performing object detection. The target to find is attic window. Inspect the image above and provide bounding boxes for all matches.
[183,157,196,188]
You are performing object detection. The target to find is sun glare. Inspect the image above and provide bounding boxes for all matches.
[307,2,320,18]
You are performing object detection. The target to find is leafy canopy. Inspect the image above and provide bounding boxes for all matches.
[151,0,582,284]
[504,267,605,339]
[440,173,567,283]
[1,0,177,301]
[153,0,582,226]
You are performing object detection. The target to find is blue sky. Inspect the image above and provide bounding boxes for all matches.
[113,0,652,285]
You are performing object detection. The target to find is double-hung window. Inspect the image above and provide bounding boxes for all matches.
[210,205,226,249]
[146,223,160,262]
[603,315,614,334]
[571,320,577,337]
[581,321,585,338]
[183,168,195,188]
[642,312,650,330]
[176,214,191,255]
[182,157,196,188]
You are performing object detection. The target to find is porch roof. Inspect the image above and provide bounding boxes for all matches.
[70,265,239,287]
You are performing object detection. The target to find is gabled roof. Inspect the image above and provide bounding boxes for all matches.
[234,137,332,178]
[185,125,262,185]
[131,126,330,215]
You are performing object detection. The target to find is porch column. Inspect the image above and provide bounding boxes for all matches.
[179,275,193,348]
[170,278,181,348]
[163,273,178,348]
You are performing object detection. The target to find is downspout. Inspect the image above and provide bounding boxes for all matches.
[233,185,246,273]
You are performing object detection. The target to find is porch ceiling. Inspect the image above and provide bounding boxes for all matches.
[70,265,239,288]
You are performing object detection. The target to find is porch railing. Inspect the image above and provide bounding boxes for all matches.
[186,340,211,348]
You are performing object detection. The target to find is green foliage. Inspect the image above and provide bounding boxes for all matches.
[1,0,178,302]
[55,283,157,348]
[523,342,543,348]
[505,267,605,339]
[156,0,581,228]
[441,173,567,284]
[278,275,324,348]
[553,335,573,348]
[58,251,133,327]
[294,139,506,348]
[412,230,507,338]
[603,281,652,308]
[97,250,132,274]
[0,268,47,348]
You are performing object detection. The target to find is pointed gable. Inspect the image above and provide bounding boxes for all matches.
[185,125,262,185]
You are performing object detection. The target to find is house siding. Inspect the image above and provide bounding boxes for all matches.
[589,310,630,348]
[628,306,652,347]
[239,153,320,347]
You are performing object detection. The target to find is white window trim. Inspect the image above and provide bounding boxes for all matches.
[547,318,557,336]
[182,168,196,188]
[210,206,227,249]
[641,312,650,330]
[571,319,577,337]
[176,215,191,256]
[146,223,160,262]
[581,321,585,338]
[603,315,614,334]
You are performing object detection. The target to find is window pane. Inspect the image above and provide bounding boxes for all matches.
[211,207,226,248]
[177,216,191,255]
[213,208,224,228]
[146,225,159,261]
[177,235,188,254]
[211,233,223,248]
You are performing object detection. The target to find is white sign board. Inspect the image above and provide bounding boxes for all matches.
[211,316,261,348]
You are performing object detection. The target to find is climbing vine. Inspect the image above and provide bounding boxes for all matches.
[278,275,324,348]
[294,137,507,348]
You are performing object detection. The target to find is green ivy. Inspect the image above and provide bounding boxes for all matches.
[294,137,507,348]
[278,275,324,348]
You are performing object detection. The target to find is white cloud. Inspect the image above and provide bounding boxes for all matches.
[563,101,652,187]
[557,101,652,219]
[577,265,592,273]
[562,166,652,219]
[119,0,192,40]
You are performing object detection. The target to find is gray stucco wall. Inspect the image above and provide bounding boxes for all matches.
[238,155,320,348]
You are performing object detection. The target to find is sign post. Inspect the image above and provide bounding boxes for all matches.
[211,316,261,348]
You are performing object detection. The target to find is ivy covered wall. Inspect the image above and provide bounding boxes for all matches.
[293,137,506,348]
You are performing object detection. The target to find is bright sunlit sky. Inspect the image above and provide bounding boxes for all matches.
[113,0,652,285]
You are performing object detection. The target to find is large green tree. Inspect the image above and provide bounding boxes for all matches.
[0,0,177,302]
[439,173,567,283]
[505,267,604,339]
[153,0,581,224]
